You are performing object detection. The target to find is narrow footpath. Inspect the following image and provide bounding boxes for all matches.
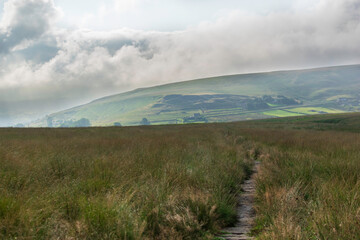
[221,161,260,240]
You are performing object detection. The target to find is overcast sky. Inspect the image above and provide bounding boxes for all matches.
[0,0,360,126]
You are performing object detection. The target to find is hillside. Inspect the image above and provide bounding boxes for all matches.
[31,64,360,127]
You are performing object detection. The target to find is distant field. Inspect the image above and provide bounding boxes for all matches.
[263,106,345,118]
[1,113,360,239]
[263,109,304,117]
[287,107,345,114]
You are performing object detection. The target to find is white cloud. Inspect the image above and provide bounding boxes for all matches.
[0,0,360,125]
[0,0,61,53]
[113,0,145,13]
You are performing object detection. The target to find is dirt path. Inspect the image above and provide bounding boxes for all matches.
[221,161,260,240]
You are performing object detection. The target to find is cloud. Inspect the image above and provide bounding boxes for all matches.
[113,0,146,13]
[0,0,60,53]
[0,0,360,125]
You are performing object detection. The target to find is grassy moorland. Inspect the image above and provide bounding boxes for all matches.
[1,113,360,239]
[0,124,256,239]
[238,113,360,239]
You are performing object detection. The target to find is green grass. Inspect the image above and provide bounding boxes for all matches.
[326,95,354,101]
[233,113,360,239]
[263,110,304,117]
[263,107,345,118]
[288,107,344,114]
[0,125,256,239]
[247,129,360,239]
[2,112,360,239]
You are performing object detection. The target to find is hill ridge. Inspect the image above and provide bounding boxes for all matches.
[31,64,360,127]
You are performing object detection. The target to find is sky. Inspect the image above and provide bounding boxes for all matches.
[0,0,360,126]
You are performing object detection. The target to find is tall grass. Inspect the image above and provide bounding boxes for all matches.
[0,125,254,239]
[2,113,359,239]
[245,128,360,239]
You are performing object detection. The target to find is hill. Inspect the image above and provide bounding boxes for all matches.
[31,64,360,127]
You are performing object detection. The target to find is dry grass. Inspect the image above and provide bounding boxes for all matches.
[245,128,360,240]
[1,113,360,239]
[0,125,255,239]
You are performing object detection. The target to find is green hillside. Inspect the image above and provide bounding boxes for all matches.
[32,64,360,127]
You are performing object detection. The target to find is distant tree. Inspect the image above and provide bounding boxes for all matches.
[74,118,91,127]
[61,118,91,127]
[140,118,150,125]
[46,116,53,127]
[60,120,73,128]
[114,122,122,127]
[14,123,25,128]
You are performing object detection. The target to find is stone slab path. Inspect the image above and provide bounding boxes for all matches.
[221,161,260,240]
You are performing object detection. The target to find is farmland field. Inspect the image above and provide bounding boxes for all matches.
[1,113,360,239]
[262,110,304,117]
[286,107,345,114]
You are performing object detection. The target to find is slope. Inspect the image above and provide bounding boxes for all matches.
[31,64,360,127]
